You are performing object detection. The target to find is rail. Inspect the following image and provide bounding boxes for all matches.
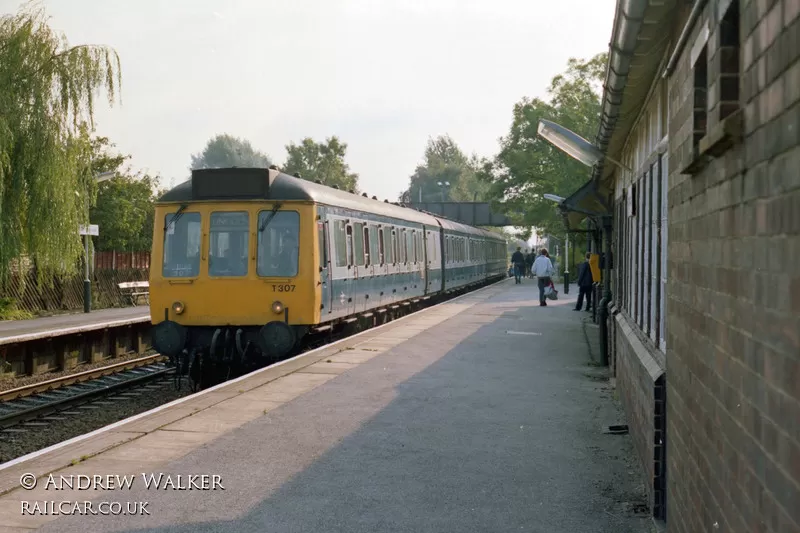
[0,354,166,402]
[0,361,172,430]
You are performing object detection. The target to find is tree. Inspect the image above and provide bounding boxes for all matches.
[0,5,121,280]
[402,135,489,203]
[479,53,607,239]
[88,137,161,252]
[283,137,359,192]
[190,134,271,170]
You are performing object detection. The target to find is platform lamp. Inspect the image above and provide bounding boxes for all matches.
[83,171,115,313]
[537,120,629,366]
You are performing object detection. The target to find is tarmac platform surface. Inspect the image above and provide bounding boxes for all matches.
[0,308,149,346]
[0,279,649,532]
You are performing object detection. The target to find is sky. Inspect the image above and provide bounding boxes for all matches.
[4,0,616,206]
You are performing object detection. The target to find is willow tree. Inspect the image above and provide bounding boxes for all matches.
[0,6,122,281]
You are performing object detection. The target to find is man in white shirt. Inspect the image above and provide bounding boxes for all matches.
[531,249,555,306]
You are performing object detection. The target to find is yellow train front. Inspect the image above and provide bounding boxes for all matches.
[149,167,507,387]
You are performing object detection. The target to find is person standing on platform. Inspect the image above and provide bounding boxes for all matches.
[525,250,535,279]
[510,247,525,284]
[531,248,555,306]
[574,252,593,312]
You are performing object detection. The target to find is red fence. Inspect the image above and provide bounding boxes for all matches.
[0,251,152,319]
[94,251,151,270]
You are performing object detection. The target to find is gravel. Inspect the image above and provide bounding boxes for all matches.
[0,350,160,392]
[0,376,191,464]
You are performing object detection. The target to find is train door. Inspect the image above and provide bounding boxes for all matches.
[344,223,356,316]
[318,219,333,315]
[363,225,378,311]
[422,228,430,294]
[352,222,366,313]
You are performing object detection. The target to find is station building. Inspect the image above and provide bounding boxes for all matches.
[556,0,800,530]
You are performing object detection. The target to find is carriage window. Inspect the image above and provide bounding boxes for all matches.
[353,223,365,266]
[163,212,201,277]
[257,210,299,277]
[209,211,249,277]
[407,230,416,263]
[391,229,398,264]
[333,220,347,267]
[369,226,379,265]
[377,228,385,264]
[399,229,407,263]
[345,225,354,266]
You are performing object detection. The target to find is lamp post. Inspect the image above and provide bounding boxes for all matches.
[436,181,450,202]
[83,171,114,313]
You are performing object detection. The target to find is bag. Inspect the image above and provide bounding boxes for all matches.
[546,280,559,300]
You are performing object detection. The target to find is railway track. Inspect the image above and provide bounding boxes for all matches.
[0,357,173,431]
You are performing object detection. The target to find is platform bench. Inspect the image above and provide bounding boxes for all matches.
[118,281,150,306]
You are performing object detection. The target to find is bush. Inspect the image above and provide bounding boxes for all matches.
[0,297,34,321]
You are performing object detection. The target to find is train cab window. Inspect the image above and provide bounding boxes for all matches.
[377,227,386,265]
[353,223,365,266]
[257,210,300,277]
[163,212,201,278]
[209,211,249,277]
[369,226,379,266]
[333,220,347,267]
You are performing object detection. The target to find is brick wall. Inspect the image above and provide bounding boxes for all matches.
[613,313,665,516]
[666,0,800,532]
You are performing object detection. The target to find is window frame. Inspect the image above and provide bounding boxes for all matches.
[162,211,202,279]
[208,210,250,278]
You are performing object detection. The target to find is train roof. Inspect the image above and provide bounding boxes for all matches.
[158,168,505,242]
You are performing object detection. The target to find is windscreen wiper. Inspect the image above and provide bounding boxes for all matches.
[165,204,188,230]
[259,203,283,232]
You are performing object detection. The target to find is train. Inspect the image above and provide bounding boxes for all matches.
[149,167,507,387]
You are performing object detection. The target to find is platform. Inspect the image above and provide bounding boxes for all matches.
[0,308,149,346]
[0,280,650,533]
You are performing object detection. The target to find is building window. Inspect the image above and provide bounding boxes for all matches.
[717,0,740,121]
[693,46,708,157]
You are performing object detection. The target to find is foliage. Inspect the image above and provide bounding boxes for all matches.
[88,137,162,251]
[479,53,608,238]
[283,136,359,192]
[190,133,271,170]
[0,296,34,320]
[0,5,122,281]
[401,135,489,203]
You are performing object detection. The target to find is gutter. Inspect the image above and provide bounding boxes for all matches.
[662,0,708,78]
[591,0,650,185]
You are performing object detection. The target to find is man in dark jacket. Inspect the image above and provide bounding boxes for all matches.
[524,250,535,279]
[511,247,525,284]
[574,252,594,311]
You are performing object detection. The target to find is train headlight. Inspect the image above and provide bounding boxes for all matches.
[271,301,284,314]
[171,301,185,315]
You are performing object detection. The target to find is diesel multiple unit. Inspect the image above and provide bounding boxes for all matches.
[149,168,506,386]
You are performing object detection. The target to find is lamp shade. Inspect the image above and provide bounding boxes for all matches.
[537,120,603,167]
